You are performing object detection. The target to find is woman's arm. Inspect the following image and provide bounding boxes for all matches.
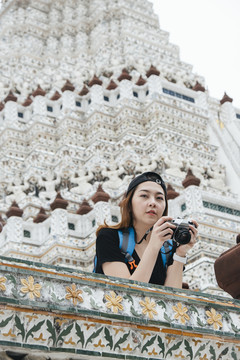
[164,260,184,288]
[102,243,159,283]
[103,219,198,287]
[103,216,175,283]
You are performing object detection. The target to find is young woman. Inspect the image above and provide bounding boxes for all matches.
[95,172,198,288]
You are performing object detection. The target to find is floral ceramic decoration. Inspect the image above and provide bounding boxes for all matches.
[65,283,84,305]
[20,276,42,300]
[105,291,123,313]
[0,276,6,292]
[173,302,190,325]
[139,297,158,319]
[206,308,223,330]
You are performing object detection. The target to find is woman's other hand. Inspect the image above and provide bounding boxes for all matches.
[176,219,198,257]
[149,216,176,251]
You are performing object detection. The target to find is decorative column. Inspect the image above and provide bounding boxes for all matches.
[220,92,235,123]
[146,65,162,98]
[76,199,94,236]
[61,80,75,111]
[5,201,24,245]
[118,69,133,100]
[4,91,18,123]
[88,75,104,106]
[78,85,90,112]
[192,81,208,109]
[182,170,203,215]
[32,85,47,116]
[22,96,33,122]
[91,185,111,225]
[49,193,69,243]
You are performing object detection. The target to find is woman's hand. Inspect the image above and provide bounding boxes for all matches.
[176,220,198,257]
[149,216,176,251]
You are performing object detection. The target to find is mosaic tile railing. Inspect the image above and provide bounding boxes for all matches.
[0,256,240,360]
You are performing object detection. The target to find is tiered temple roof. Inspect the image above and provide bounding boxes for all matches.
[0,1,239,357]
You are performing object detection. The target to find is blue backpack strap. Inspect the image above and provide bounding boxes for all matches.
[93,254,97,273]
[93,228,136,273]
[118,227,137,270]
[161,239,174,268]
[118,227,135,255]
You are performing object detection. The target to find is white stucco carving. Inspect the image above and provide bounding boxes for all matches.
[0,0,239,296]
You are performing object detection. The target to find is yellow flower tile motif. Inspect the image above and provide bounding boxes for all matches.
[0,276,6,292]
[64,337,76,345]
[26,315,38,322]
[93,339,105,348]
[20,276,41,300]
[3,329,16,338]
[34,333,46,341]
[148,348,158,356]
[165,335,176,344]
[175,350,185,359]
[56,319,68,326]
[84,323,95,330]
[105,291,123,313]
[141,332,152,340]
[200,355,209,360]
[172,302,190,325]
[206,308,223,330]
[65,284,83,305]
[123,344,133,351]
[139,297,157,319]
[113,327,124,335]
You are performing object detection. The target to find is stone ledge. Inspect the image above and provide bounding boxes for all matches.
[0,256,239,359]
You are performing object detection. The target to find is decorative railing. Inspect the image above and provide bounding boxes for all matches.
[0,256,239,359]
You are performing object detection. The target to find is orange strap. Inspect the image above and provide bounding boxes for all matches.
[128,260,138,270]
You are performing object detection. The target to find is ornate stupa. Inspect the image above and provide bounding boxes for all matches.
[0,0,239,292]
[0,1,240,359]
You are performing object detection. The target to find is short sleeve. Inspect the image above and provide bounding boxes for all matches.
[95,228,126,273]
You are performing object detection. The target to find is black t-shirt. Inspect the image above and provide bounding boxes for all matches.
[95,227,173,286]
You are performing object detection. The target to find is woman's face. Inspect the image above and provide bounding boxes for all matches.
[131,181,166,228]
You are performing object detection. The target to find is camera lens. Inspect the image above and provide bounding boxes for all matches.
[175,228,191,245]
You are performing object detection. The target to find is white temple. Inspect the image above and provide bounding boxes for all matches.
[0,0,239,296]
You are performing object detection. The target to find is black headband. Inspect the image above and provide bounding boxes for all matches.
[126,172,167,196]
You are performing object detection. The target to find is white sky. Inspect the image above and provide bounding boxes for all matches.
[150,0,240,109]
[0,1,239,108]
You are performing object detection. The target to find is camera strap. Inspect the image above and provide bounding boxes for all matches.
[136,226,178,254]
[160,239,177,255]
[136,226,153,245]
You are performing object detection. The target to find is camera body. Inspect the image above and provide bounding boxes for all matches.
[170,218,195,245]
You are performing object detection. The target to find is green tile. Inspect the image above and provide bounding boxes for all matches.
[101,352,125,359]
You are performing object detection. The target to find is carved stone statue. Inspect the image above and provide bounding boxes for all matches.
[6,176,29,204]
[70,169,93,195]
[102,160,128,190]
[207,164,228,191]
[165,153,185,178]
[0,172,8,198]
[135,157,157,174]
[26,175,40,197]
[186,155,205,183]
[38,170,61,201]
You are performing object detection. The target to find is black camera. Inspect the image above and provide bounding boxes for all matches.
[170,218,195,245]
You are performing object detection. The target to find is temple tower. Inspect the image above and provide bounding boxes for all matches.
[0,0,239,296]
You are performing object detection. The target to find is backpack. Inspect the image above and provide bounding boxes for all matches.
[93,227,175,273]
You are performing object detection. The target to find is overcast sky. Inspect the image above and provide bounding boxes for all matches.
[150,0,240,109]
[0,1,239,108]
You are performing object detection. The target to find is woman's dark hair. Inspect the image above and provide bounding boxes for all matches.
[96,182,168,236]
